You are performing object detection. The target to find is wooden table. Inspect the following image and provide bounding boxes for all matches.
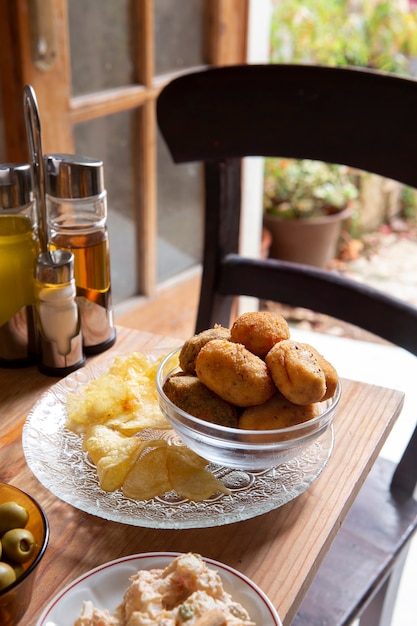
[0,326,404,626]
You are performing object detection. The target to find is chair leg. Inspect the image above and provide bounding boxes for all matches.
[359,545,411,626]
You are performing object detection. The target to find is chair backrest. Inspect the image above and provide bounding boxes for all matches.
[158,64,417,185]
[157,64,417,494]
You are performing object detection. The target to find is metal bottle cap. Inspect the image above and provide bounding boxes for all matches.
[36,249,75,284]
[44,153,104,198]
[0,163,32,209]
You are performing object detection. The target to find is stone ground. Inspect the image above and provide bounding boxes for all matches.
[262,219,417,343]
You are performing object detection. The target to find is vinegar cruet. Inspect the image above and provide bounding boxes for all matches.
[45,153,116,354]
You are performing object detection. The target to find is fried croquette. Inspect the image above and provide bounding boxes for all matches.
[300,343,339,400]
[195,339,275,407]
[163,373,239,427]
[239,390,321,430]
[265,340,326,405]
[230,311,290,358]
[179,325,231,375]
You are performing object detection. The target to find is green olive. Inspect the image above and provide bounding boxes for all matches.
[1,528,36,564]
[0,562,16,590]
[8,562,25,579]
[0,502,29,535]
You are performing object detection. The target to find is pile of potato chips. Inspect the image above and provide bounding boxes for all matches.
[65,352,230,502]
[66,352,169,436]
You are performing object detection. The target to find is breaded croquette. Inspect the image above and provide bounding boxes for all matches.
[196,339,275,407]
[239,390,321,430]
[300,343,339,401]
[230,311,290,358]
[163,373,239,427]
[179,325,231,375]
[265,339,326,405]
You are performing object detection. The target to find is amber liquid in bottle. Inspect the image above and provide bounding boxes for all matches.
[49,229,110,297]
[49,228,115,352]
[45,155,116,354]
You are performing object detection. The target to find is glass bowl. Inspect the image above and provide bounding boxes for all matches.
[0,482,49,626]
[156,347,341,470]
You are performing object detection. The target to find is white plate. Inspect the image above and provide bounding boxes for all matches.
[36,552,282,626]
[23,351,334,529]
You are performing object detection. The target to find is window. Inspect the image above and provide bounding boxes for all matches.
[0,0,248,337]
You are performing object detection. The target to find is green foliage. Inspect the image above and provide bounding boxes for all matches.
[265,0,417,221]
[400,185,417,220]
[264,158,358,219]
[270,0,417,74]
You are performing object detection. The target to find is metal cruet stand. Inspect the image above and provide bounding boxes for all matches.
[23,85,85,375]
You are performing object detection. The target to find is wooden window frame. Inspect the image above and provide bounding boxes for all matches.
[0,0,248,323]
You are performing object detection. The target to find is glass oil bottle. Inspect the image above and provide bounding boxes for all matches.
[45,154,116,354]
[0,163,38,366]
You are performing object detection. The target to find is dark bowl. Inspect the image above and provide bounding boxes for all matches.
[0,482,49,626]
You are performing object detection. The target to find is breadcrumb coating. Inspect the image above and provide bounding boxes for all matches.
[265,340,326,405]
[196,340,275,407]
[230,311,290,358]
[179,325,231,375]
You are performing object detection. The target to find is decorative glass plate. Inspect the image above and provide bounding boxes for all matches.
[36,552,283,626]
[23,352,334,529]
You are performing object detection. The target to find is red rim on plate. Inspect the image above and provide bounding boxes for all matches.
[36,552,282,626]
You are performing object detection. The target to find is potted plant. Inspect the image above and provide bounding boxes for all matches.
[263,158,358,267]
[264,0,417,259]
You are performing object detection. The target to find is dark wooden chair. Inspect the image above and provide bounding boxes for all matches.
[157,64,417,626]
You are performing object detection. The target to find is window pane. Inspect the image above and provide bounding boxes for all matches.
[154,0,206,75]
[73,111,138,304]
[69,0,134,96]
[157,130,203,282]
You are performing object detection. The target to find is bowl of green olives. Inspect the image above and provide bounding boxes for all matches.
[0,482,49,626]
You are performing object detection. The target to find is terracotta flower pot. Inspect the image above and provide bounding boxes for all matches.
[263,205,352,268]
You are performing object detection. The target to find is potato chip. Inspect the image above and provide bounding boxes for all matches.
[65,352,169,435]
[66,351,230,502]
[108,352,154,377]
[83,425,145,491]
[105,408,167,436]
[96,449,141,492]
[66,374,132,432]
[166,447,230,501]
[83,424,142,464]
[168,444,208,469]
[123,446,172,500]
